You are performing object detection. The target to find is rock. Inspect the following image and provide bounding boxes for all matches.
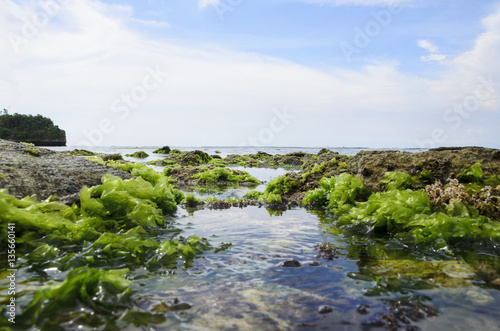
[281,259,301,268]
[356,304,370,314]
[282,156,302,165]
[125,151,149,159]
[153,146,171,154]
[101,153,124,161]
[177,150,212,166]
[0,139,132,201]
[318,148,330,155]
[211,155,222,159]
[318,305,334,314]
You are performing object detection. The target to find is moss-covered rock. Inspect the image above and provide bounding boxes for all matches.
[153,146,171,154]
[126,151,149,159]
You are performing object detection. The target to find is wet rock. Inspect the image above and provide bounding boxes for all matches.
[153,146,171,154]
[0,139,132,201]
[282,155,303,165]
[318,305,334,314]
[211,154,222,159]
[281,259,301,268]
[101,153,124,161]
[308,261,322,267]
[356,304,370,315]
[177,150,212,166]
[317,148,330,155]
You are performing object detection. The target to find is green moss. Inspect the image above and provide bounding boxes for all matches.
[24,148,40,157]
[337,161,350,170]
[126,151,149,159]
[457,163,484,183]
[192,168,260,185]
[380,171,415,190]
[20,142,35,146]
[208,158,227,167]
[68,149,97,156]
[243,190,264,200]
[170,149,181,154]
[259,175,299,204]
[215,150,221,154]
[183,193,203,207]
[153,146,171,154]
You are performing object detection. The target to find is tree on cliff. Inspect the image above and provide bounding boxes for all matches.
[0,113,66,144]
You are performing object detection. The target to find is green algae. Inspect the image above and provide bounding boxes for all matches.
[192,167,260,185]
[24,149,39,157]
[259,175,300,204]
[153,146,171,154]
[125,151,149,159]
[243,190,264,200]
[304,172,500,254]
[67,149,97,156]
[0,159,234,329]
[303,173,370,214]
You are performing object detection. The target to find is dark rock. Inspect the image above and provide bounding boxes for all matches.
[318,305,334,314]
[0,139,132,201]
[281,259,301,268]
[153,146,171,154]
[493,150,500,161]
[318,148,330,155]
[282,156,303,165]
[211,155,222,159]
[308,261,322,267]
[101,153,124,161]
[356,304,370,315]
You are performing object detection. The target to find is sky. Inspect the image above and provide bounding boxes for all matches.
[1,0,499,148]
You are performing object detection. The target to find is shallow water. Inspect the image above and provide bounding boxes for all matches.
[117,206,500,330]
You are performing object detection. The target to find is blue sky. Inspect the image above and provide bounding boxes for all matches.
[1,0,500,148]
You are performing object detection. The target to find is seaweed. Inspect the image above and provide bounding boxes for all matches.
[259,175,300,204]
[192,167,260,185]
[380,171,415,191]
[303,173,370,215]
[153,146,171,154]
[125,151,149,159]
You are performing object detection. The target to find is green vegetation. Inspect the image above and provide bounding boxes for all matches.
[20,142,35,146]
[244,190,264,200]
[126,151,149,159]
[24,148,40,157]
[303,173,370,214]
[0,161,231,328]
[67,149,97,156]
[0,113,66,143]
[192,167,260,185]
[259,176,300,204]
[153,146,171,154]
[303,171,500,255]
[183,193,203,207]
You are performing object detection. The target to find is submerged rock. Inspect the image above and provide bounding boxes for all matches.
[281,259,301,268]
[0,139,132,201]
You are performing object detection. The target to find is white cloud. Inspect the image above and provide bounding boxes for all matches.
[418,39,438,53]
[130,18,170,28]
[421,53,447,62]
[0,0,499,148]
[418,40,448,63]
[198,0,220,9]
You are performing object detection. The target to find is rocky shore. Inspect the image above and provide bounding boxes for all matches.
[0,139,131,203]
